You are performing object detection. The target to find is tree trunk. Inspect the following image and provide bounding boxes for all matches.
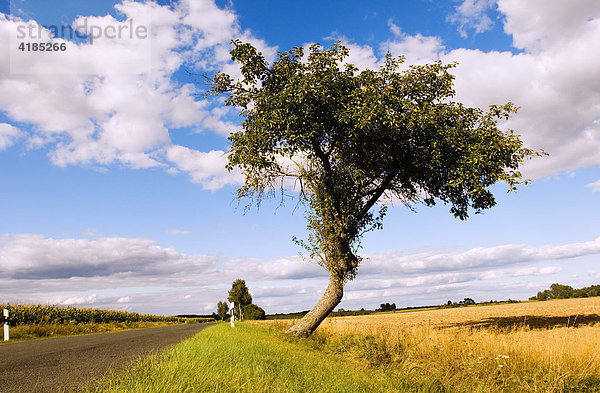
[286,276,344,337]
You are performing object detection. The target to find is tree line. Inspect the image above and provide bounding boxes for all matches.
[530,283,600,301]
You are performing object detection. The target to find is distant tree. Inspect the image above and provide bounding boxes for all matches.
[587,286,600,297]
[549,283,574,299]
[379,303,396,312]
[211,41,543,337]
[463,298,475,305]
[228,279,253,320]
[531,283,600,301]
[536,290,551,301]
[243,304,266,320]
[216,301,229,321]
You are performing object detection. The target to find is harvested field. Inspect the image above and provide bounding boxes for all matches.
[258,298,600,392]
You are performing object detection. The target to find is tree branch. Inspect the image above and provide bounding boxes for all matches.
[357,168,400,221]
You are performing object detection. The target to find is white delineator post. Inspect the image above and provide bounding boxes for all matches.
[230,302,235,328]
[3,309,9,342]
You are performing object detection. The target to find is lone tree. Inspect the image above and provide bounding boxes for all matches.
[227,279,252,320]
[211,41,543,337]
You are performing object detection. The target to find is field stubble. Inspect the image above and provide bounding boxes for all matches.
[256,298,600,392]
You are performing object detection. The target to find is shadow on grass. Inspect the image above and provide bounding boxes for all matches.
[442,314,600,330]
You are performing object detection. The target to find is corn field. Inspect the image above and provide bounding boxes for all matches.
[1,304,191,325]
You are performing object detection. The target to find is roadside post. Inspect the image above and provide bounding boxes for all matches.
[3,308,9,341]
[230,302,235,327]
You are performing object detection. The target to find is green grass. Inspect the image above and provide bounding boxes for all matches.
[84,322,448,393]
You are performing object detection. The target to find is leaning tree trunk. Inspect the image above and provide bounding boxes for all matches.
[286,275,344,337]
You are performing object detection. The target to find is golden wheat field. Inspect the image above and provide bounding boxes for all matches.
[259,298,600,392]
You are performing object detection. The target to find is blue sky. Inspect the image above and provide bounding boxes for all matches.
[0,0,599,315]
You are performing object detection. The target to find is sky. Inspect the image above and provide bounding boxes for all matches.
[0,0,599,315]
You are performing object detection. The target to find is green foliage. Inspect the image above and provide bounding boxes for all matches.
[228,279,253,319]
[530,283,600,301]
[212,41,544,285]
[0,304,185,326]
[244,303,266,320]
[216,301,229,321]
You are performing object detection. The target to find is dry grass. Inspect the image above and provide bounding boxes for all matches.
[256,298,600,392]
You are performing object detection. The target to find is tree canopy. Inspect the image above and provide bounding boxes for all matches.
[531,283,600,301]
[227,279,252,320]
[244,303,266,320]
[211,41,543,337]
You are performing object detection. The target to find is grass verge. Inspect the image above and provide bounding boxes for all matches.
[84,322,447,393]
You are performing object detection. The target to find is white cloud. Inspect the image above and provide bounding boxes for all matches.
[167,229,192,235]
[166,145,242,190]
[2,1,598,190]
[587,179,600,192]
[0,123,22,150]
[0,234,217,280]
[1,234,599,313]
[380,21,445,65]
[361,4,600,183]
[498,0,600,52]
[360,237,600,277]
[438,2,600,179]
[117,296,131,304]
[0,1,274,187]
[448,0,496,38]
[513,266,562,276]
[62,294,97,306]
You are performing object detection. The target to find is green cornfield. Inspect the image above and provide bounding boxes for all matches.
[1,304,209,325]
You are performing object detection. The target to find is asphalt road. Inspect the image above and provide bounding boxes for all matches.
[0,323,214,393]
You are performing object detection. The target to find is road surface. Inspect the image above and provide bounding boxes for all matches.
[0,323,214,393]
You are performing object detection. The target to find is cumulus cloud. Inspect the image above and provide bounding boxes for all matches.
[358,237,600,278]
[1,1,598,190]
[440,1,600,179]
[0,0,274,187]
[382,21,445,65]
[1,234,599,313]
[166,145,242,190]
[498,0,600,52]
[448,0,496,38]
[0,234,217,280]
